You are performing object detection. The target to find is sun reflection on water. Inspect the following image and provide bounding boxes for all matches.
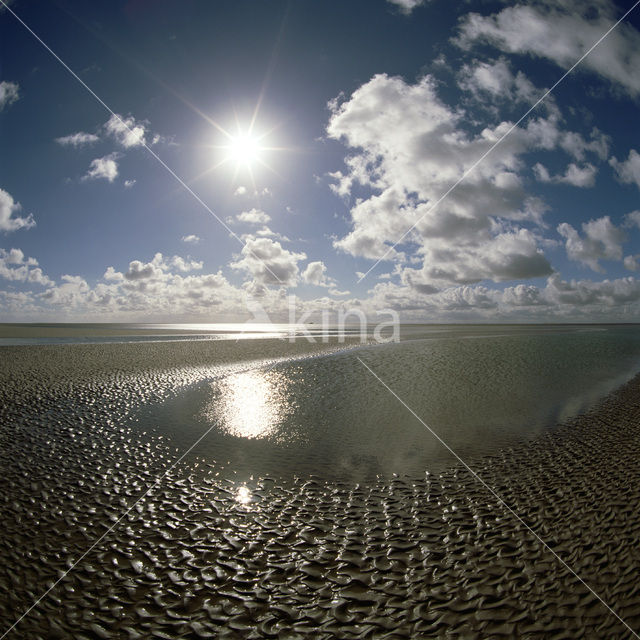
[235,485,252,505]
[205,369,289,440]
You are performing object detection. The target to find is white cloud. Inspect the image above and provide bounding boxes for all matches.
[544,274,640,308]
[40,275,90,306]
[237,208,271,225]
[83,153,119,182]
[234,186,248,196]
[456,1,640,97]
[230,237,306,286]
[624,255,639,271]
[124,179,136,188]
[252,226,290,242]
[103,266,123,282]
[34,252,241,317]
[55,132,100,147]
[557,215,625,272]
[4,251,640,321]
[124,258,163,281]
[326,73,558,288]
[104,114,147,148]
[302,260,329,286]
[610,149,640,189]
[0,248,53,286]
[0,290,39,318]
[0,188,36,233]
[386,0,426,14]
[119,253,200,282]
[170,255,203,272]
[502,283,548,306]
[407,228,553,289]
[533,164,552,182]
[0,248,36,266]
[559,129,609,162]
[0,81,19,110]
[533,162,597,187]
[348,273,640,321]
[182,234,200,244]
[458,58,538,103]
[437,285,498,311]
[624,210,640,229]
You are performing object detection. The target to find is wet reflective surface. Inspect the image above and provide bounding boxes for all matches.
[147,325,640,482]
[203,370,290,440]
[2,330,640,638]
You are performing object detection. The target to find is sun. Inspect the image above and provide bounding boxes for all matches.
[227,133,262,166]
[191,114,287,190]
[218,126,273,173]
[211,123,282,186]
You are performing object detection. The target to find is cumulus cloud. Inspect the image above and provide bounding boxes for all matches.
[50,253,232,316]
[437,285,498,311]
[455,1,640,97]
[40,275,90,306]
[182,234,200,244]
[35,252,240,316]
[170,255,203,272]
[230,237,306,286]
[0,81,19,110]
[386,0,426,14]
[326,73,560,288]
[103,266,123,282]
[124,258,163,281]
[610,149,640,189]
[502,283,548,306]
[116,253,201,282]
[544,273,640,308]
[559,129,609,162]
[251,226,290,243]
[124,179,136,188]
[237,208,271,225]
[405,228,552,289]
[4,251,640,321]
[0,248,53,286]
[302,261,329,286]
[533,162,597,187]
[557,215,625,272]
[55,132,100,147]
[624,210,640,229]
[104,114,147,148]
[234,186,248,196]
[83,153,119,182]
[352,272,640,321]
[458,58,538,103]
[0,188,36,233]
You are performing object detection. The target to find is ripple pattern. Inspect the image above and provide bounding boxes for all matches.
[1,341,640,638]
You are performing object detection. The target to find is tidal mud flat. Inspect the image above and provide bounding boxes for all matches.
[1,340,640,639]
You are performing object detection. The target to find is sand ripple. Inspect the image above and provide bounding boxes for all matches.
[1,341,640,638]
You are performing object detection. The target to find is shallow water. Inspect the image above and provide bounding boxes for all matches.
[139,324,640,482]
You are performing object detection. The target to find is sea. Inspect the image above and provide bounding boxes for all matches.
[2,322,640,479]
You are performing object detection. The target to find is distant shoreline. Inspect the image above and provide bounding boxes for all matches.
[1,320,639,346]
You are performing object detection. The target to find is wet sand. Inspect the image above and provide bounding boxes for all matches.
[1,340,640,638]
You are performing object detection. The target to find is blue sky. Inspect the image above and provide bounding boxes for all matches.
[1,0,640,322]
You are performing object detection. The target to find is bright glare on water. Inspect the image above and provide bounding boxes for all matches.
[203,370,288,439]
[146,324,640,482]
